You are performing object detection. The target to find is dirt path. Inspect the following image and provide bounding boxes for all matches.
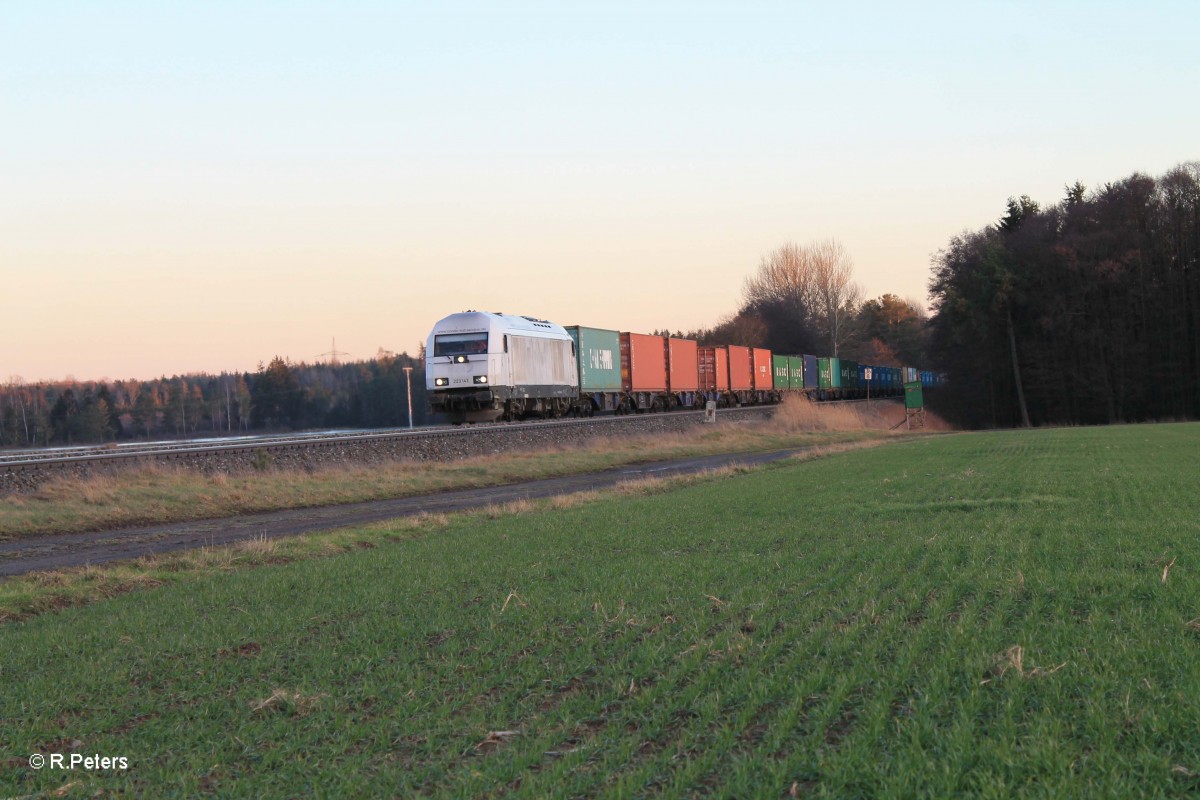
[0,448,810,577]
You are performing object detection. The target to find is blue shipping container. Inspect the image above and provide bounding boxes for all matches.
[803,355,819,389]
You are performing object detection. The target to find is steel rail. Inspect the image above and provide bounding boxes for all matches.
[0,427,457,464]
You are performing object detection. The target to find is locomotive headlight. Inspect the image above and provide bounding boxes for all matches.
[473,375,488,384]
[434,378,448,386]
[454,355,467,364]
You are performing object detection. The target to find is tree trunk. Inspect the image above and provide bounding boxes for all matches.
[1007,306,1032,427]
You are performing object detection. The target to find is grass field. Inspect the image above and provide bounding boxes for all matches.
[2,423,1199,797]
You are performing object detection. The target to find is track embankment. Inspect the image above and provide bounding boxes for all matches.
[0,407,772,495]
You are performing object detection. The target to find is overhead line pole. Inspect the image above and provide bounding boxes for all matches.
[403,366,414,430]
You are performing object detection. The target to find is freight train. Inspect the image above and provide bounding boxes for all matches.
[425,310,942,423]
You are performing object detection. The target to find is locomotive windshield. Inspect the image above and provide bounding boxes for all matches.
[434,333,489,357]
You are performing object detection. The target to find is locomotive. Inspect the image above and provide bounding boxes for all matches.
[425,311,578,423]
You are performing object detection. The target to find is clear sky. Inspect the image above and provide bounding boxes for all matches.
[3,1,1196,382]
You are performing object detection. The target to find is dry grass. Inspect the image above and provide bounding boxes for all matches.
[981,645,1068,684]
[547,491,602,510]
[482,498,535,519]
[766,395,955,433]
[250,688,326,716]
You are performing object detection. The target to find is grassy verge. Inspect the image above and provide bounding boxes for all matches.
[2,423,1198,797]
[0,459,802,623]
[0,398,918,539]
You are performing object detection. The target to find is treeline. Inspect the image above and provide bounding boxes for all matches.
[657,239,931,371]
[0,351,428,447]
[929,162,1200,427]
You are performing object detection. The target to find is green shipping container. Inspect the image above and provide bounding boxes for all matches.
[772,355,790,390]
[818,357,842,389]
[788,356,805,389]
[841,359,859,389]
[565,326,622,392]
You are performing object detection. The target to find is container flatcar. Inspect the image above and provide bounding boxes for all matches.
[666,337,700,409]
[620,332,668,411]
[728,346,753,404]
[699,346,731,406]
[565,325,622,413]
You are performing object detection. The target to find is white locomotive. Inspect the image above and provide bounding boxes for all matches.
[425,311,579,423]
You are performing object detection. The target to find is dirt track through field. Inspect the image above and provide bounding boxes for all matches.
[0,448,812,576]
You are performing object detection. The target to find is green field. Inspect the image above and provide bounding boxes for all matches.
[3,424,1199,797]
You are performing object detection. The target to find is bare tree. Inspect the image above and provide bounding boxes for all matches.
[742,239,862,355]
[903,296,930,324]
[743,241,817,311]
[808,240,861,356]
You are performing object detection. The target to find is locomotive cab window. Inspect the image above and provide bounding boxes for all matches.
[434,333,488,357]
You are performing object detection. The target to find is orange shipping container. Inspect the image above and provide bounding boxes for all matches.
[698,347,729,392]
[728,345,753,391]
[752,348,773,390]
[620,332,668,392]
[666,338,699,392]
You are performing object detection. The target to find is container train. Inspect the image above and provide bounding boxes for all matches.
[425,311,942,423]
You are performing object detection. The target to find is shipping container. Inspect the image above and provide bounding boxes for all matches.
[788,356,805,390]
[818,357,842,389]
[772,355,790,390]
[803,355,819,389]
[619,332,668,392]
[904,366,919,384]
[564,326,622,392]
[751,348,773,391]
[666,338,699,392]
[728,346,753,391]
[841,359,859,390]
[698,346,730,392]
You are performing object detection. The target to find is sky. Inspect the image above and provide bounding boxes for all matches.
[2,0,1197,382]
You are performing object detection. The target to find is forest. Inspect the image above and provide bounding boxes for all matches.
[928,162,1199,427]
[0,352,428,447]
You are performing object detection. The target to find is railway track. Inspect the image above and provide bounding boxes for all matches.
[0,405,776,472]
